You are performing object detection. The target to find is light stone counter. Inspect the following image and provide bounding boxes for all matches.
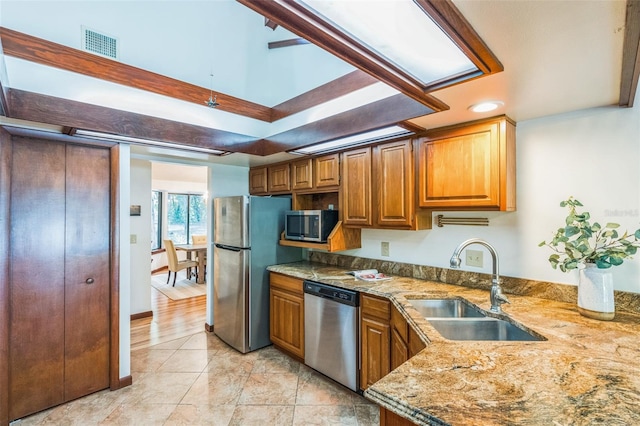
[267,260,640,426]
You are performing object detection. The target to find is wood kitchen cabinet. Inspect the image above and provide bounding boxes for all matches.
[341,147,372,227]
[360,294,390,390]
[417,116,516,211]
[249,166,268,194]
[269,272,304,361]
[267,163,291,193]
[374,139,431,230]
[390,304,426,369]
[314,153,340,188]
[380,407,419,425]
[291,158,313,191]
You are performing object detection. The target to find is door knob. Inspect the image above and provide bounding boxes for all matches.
[85,278,95,284]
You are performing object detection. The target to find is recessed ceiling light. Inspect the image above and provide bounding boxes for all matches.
[468,101,504,113]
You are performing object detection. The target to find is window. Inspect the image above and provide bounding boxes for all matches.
[151,190,162,250]
[167,193,206,244]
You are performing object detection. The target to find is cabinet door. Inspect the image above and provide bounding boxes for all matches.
[314,153,340,188]
[269,274,304,360]
[375,140,414,228]
[292,158,313,191]
[341,147,372,226]
[417,117,515,210]
[408,326,426,358]
[360,316,390,390]
[249,167,268,194]
[268,163,291,193]
[390,328,409,371]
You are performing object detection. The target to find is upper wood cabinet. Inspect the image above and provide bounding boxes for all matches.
[291,158,313,191]
[268,163,291,193]
[341,147,372,227]
[314,153,340,188]
[249,167,268,194]
[373,139,432,229]
[417,116,516,211]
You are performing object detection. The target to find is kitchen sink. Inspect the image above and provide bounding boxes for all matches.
[409,298,487,318]
[426,318,546,341]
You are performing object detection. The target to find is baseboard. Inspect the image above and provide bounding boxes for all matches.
[111,375,132,390]
[204,323,214,332]
[130,310,153,321]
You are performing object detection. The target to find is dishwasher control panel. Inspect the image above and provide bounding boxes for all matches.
[303,280,358,306]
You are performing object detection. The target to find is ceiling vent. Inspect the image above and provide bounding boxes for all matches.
[81,26,119,60]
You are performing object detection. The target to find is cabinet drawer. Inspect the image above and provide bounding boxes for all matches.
[361,294,390,320]
[269,272,303,294]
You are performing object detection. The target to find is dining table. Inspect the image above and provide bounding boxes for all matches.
[175,243,207,284]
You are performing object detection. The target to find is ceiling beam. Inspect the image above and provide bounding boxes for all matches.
[270,70,379,121]
[0,27,273,122]
[259,93,435,155]
[619,0,640,107]
[7,89,267,155]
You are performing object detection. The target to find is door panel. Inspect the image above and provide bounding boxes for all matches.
[213,245,249,352]
[64,145,111,401]
[9,139,66,420]
[214,196,249,248]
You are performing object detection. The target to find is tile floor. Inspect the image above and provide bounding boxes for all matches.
[15,332,379,425]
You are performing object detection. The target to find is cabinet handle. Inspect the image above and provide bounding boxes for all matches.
[85,278,95,284]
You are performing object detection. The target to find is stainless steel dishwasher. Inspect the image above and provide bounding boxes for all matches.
[304,280,359,392]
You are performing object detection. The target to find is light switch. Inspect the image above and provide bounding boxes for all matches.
[381,241,390,257]
[130,234,137,244]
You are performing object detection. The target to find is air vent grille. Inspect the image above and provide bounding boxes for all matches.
[82,26,118,59]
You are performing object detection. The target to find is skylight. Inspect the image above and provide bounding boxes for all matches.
[300,0,477,85]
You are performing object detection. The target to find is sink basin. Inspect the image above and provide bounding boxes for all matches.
[409,299,486,318]
[427,318,546,341]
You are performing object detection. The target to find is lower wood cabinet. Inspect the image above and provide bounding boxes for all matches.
[360,294,391,390]
[269,272,304,360]
[380,407,420,426]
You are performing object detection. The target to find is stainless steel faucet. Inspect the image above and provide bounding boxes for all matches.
[450,238,510,314]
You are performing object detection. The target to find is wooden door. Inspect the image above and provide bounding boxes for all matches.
[374,140,414,228]
[341,147,372,226]
[9,139,67,419]
[8,139,110,420]
[64,145,111,401]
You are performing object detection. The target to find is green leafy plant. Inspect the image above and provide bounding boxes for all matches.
[539,197,640,271]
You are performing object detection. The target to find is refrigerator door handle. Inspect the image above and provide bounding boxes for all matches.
[214,243,243,252]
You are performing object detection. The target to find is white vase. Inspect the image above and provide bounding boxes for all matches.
[577,263,615,320]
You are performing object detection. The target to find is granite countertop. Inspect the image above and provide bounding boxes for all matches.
[267,261,640,426]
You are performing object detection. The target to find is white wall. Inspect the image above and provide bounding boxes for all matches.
[129,159,152,315]
[118,145,131,380]
[342,104,640,294]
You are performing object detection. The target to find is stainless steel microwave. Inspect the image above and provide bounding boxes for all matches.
[284,210,339,243]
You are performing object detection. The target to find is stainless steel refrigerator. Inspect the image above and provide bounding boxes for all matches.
[213,195,303,353]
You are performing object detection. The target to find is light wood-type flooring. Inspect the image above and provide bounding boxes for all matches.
[16,279,379,425]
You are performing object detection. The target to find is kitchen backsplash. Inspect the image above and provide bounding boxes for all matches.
[308,252,640,315]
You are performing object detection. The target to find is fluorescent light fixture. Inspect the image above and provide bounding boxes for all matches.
[300,0,477,85]
[75,129,229,155]
[468,101,504,113]
[292,126,411,155]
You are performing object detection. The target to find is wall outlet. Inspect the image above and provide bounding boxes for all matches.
[381,241,390,257]
[130,234,137,244]
[466,249,483,267]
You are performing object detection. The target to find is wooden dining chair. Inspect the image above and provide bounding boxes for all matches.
[164,239,198,286]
